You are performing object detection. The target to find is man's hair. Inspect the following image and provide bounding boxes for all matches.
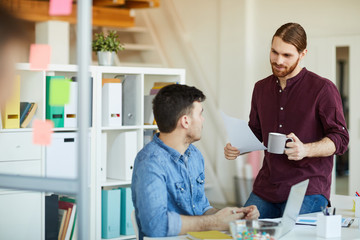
[0,5,27,47]
[153,84,206,133]
[273,23,307,53]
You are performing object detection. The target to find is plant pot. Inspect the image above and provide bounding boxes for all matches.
[97,51,115,66]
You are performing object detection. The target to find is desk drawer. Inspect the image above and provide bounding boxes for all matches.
[0,132,41,161]
[0,160,41,193]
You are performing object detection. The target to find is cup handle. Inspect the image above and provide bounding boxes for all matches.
[285,137,294,150]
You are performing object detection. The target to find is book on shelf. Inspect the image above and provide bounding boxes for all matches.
[187,231,232,240]
[149,82,177,95]
[58,209,67,240]
[20,102,38,128]
[19,102,32,124]
[45,194,59,240]
[59,199,76,240]
[59,196,77,240]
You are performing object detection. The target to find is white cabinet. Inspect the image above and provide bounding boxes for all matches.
[0,64,185,240]
[0,132,41,161]
[0,192,42,240]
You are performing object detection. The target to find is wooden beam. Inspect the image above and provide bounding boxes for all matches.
[93,0,126,7]
[123,0,160,9]
[2,0,135,28]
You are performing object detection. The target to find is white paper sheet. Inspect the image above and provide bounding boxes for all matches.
[220,111,266,154]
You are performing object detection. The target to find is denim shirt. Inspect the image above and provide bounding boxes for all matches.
[131,133,212,239]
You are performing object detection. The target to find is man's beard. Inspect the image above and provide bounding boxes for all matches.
[271,57,300,78]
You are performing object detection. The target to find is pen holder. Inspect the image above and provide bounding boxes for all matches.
[317,214,341,238]
[355,197,360,218]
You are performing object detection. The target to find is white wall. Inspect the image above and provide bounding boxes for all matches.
[147,0,360,203]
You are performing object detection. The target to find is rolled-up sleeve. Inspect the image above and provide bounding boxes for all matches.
[317,83,349,155]
[132,155,181,237]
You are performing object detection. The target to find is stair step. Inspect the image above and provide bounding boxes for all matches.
[123,43,156,51]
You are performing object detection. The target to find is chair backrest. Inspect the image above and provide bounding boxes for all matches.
[131,210,139,240]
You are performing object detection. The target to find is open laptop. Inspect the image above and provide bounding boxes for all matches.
[276,179,309,239]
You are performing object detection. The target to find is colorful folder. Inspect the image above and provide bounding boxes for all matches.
[1,75,20,129]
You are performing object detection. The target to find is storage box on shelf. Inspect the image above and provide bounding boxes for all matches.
[0,63,185,240]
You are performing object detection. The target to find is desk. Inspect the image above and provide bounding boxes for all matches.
[145,218,359,240]
[144,195,360,240]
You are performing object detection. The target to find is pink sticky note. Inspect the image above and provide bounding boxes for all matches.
[49,0,73,16]
[33,119,54,146]
[29,44,51,70]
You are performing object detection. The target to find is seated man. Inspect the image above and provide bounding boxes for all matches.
[132,84,259,239]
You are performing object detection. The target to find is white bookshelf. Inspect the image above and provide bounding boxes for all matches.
[0,63,185,240]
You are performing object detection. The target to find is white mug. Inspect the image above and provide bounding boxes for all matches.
[267,132,294,154]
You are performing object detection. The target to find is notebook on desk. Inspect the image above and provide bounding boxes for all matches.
[187,231,232,240]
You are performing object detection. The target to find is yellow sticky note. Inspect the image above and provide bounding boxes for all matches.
[33,119,54,146]
[49,78,71,106]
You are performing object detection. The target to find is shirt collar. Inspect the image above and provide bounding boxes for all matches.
[153,133,192,163]
[275,67,307,88]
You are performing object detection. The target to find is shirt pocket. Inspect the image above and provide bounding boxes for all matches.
[195,172,205,201]
[175,181,188,207]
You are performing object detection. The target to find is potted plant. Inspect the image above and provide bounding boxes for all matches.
[92,31,124,66]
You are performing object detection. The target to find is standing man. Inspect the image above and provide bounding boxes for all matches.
[132,84,259,239]
[224,23,349,218]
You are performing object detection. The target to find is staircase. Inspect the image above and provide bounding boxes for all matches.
[93,10,168,67]
[93,1,233,204]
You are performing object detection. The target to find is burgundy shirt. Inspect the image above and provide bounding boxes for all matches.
[249,68,349,203]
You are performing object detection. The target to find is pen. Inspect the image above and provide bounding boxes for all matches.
[356,191,360,197]
[333,207,336,216]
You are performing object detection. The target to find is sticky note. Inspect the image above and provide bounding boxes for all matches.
[29,44,51,70]
[49,0,73,16]
[49,78,71,106]
[33,119,54,146]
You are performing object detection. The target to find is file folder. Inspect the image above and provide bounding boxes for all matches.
[46,76,65,128]
[71,76,93,126]
[120,188,135,235]
[108,131,137,181]
[64,80,78,128]
[45,132,77,179]
[102,189,121,239]
[122,75,139,126]
[102,83,122,127]
[1,75,20,129]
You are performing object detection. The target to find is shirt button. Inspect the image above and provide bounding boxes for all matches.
[280,107,284,110]
[279,89,282,93]
[193,205,195,208]
[279,124,283,128]
[342,127,345,130]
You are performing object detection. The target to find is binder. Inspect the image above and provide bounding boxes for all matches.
[70,77,93,127]
[120,188,135,235]
[122,75,139,126]
[102,83,122,127]
[107,131,137,181]
[1,75,20,129]
[64,80,78,128]
[102,189,121,239]
[45,132,77,179]
[46,76,65,128]
[45,194,59,240]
